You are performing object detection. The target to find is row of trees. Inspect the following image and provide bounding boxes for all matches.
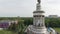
[0,17,60,28]
[8,18,27,34]
[21,17,60,28]
[45,18,60,28]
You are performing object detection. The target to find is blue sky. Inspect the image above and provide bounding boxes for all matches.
[0,0,60,17]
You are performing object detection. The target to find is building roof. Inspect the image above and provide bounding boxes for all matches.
[33,11,45,13]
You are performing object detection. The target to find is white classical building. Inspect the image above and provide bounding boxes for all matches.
[25,0,56,34]
[48,15,58,18]
[0,20,18,30]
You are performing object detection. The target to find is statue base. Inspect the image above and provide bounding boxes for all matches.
[27,25,47,34]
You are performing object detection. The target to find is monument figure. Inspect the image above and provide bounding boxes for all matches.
[37,0,41,3]
[36,0,41,11]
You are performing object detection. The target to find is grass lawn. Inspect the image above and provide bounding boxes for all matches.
[53,28,60,34]
[0,30,17,34]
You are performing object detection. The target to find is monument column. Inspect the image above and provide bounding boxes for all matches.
[27,0,47,34]
[33,0,45,28]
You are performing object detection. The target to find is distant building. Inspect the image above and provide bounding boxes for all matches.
[0,20,18,30]
[48,15,58,18]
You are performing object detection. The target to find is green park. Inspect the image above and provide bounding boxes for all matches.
[0,17,59,34]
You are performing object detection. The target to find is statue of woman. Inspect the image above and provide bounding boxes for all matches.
[37,0,41,3]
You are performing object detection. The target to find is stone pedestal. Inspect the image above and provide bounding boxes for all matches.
[27,25,47,34]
